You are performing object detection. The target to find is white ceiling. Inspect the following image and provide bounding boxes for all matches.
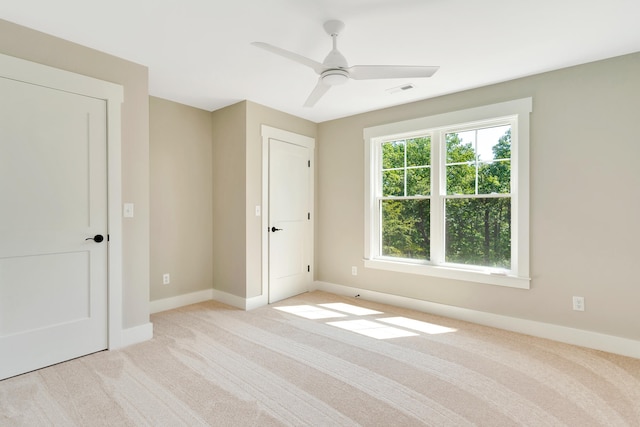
[2,0,639,123]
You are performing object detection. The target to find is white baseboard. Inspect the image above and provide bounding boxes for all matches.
[245,294,268,310]
[211,288,268,311]
[118,322,153,348]
[314,281,640,359]
[149,287,269,314]
[150,289,214,314]
[211,288,248,310]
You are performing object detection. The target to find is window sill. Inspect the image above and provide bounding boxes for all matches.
[364,258,530,289]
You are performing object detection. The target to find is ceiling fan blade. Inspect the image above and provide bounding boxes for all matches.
[348,65,439,80]
[251,42,324,74]
[304,79,331,107]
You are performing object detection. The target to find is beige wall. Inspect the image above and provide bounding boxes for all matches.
[149,97,213,301]
[317,52,640,341]
[211,102,247,297]
[0,19,150,329]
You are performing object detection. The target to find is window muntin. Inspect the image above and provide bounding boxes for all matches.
[364,98,531,288]
[381,137,431,197]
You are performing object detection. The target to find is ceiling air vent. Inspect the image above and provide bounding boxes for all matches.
[386,83,415,94]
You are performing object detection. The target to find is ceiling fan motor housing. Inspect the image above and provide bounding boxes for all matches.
[322,69,349,85]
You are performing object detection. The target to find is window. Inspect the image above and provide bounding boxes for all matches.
[380,136,432,261]
[364,99,532,288]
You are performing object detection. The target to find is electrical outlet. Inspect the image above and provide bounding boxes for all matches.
[163,273,170,285]
[351,266,357,276]
[572,296,584,311]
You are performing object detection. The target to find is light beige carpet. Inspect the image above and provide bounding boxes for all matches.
[1,291,639,426]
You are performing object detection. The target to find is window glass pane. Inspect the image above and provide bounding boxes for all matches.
[478,160,510,194]
[382,169,404,196]
[382,140,405,169]
[445,197,511,269]
[381,199,430,260]
[446,163,475,195]
[476,125,511,162]
[406,137,430,167]
[407,167,430,196]
[446,131,475,163]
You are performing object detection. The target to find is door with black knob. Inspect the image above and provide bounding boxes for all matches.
[0,68,108,380]
[267,130,314,303]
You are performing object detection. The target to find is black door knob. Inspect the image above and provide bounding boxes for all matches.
[86,234,104,243]
[271,227,283,232]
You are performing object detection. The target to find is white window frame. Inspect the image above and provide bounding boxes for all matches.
[364,98,532,289]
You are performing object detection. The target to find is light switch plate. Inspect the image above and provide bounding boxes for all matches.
[123,203,134,218]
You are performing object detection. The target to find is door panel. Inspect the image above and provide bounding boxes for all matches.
[0,252,90,335]
[0,76,108,380]
[270,221,305,279]
[268,138,311,303]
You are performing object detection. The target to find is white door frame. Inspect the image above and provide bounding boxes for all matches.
[261,125,314,306]
[0,53,124,349]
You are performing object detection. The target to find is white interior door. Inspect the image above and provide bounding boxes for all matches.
[268,137,313,303]
[0,76,108,380]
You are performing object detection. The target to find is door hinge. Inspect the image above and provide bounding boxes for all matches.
[308,212,310,220]
[308,160,310,167]
[307,265,310,272]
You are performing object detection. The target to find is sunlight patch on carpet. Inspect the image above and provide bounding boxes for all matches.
[274,302,456,339]
[318,303,383,316]
[327,319,419,339]
[274,305,347,319]
[378,317,457,334]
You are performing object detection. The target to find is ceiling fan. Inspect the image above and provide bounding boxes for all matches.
[252,20,439,107]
